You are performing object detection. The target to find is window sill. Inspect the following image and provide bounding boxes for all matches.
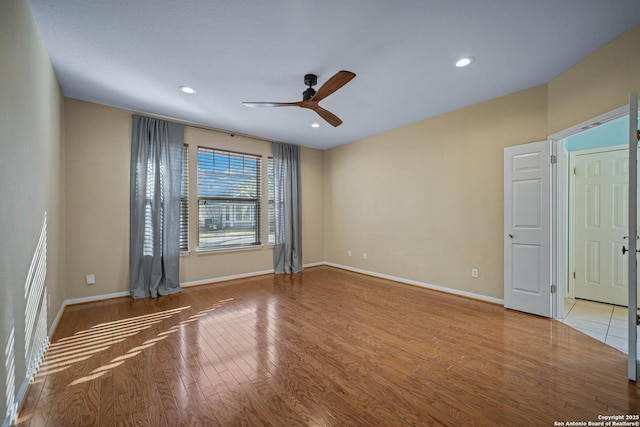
[195,245,265,255]
[180,250,191,257]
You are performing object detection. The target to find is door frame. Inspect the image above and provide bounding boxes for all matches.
[627,91,638,381]
[550,105,632,320]
[549,101,638,381]
[553,139,565,319]
[568,144,629,302]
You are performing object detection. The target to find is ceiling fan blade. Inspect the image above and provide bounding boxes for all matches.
[312,70,356,103]
[313,105,343,127]
[242,101,302,108]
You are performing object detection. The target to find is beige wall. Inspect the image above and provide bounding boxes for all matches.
[324,86,548,299]
[300,146,325,263]
[64,100,131,298]
[64,99,325,297]
[0,0,65,422]
[323,22,640,301]
[548,24,640,134]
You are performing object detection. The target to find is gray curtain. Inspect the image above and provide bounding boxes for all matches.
[273,142,303,274]
[129,115,184,298]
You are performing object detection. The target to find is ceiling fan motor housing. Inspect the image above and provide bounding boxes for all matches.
[303,74,318,101]
[302,88,316,101]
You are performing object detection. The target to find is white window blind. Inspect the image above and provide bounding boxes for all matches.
[267,157,275,245]
[179,144,188,252]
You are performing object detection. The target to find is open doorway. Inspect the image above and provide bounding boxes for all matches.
[506,102,639,364]
[561,114,637,353]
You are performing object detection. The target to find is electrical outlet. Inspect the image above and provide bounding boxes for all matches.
[86,274,96,285]
[471,268,479,278]
[348,250,352,257]
[362,253,367,260]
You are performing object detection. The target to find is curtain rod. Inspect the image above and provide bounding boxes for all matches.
[131,111,277,145]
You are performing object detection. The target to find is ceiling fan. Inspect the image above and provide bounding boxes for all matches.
[242,70,356,127]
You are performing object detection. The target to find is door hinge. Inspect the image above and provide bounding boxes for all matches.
[637,129,639,141]
[551,284,557,294]
[573,271,576,279]
[551,155,557,164]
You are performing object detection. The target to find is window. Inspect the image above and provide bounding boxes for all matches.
[197,147,262,248]
[267,157,275,244]
[180,144,188,251]
[142,157,156,256]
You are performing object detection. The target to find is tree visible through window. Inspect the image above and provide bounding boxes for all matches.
[197,147,262,248]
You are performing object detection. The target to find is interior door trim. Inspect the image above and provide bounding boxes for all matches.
[628,91,638,382]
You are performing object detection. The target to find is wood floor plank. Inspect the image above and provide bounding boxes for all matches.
[148,362,181,426]
[18,266,640,426]
[97,365,115,427]
[15,373,45,426]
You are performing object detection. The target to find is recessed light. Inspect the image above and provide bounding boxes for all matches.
[455,57,473,68]
[311,123,320,128]
[180,86,196,94]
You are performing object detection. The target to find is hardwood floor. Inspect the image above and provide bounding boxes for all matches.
[17,266,640,426]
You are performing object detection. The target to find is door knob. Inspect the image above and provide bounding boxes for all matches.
[622,245,640,254]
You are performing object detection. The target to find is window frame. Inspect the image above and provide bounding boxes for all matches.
[196,146,263,250]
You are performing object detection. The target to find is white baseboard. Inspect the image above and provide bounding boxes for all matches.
[65,291,130,306]
[181,269,274,287]
[302,261,325,268]
[63,262,502,308]
[324,262,504,305]
[181,261,323,288]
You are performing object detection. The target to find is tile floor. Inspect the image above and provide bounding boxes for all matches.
[562,298,637,354]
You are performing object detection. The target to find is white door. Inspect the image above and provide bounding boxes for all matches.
[504,141,552,317]
[574,147,631,306]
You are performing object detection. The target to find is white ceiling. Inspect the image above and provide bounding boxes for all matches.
[29,1,640,150]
